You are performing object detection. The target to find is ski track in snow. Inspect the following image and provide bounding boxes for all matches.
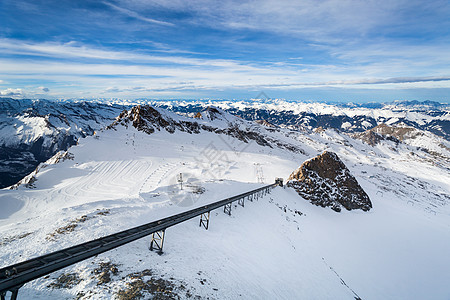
[139,162,177,194]
[58,160,153,200]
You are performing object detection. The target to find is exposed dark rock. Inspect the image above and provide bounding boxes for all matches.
[110,105,303,152]
[287,151,372,212]
[353,123,418,146]
[46,209,110,240]
[94,262,119,285]
[1,232,33,246]
[48,273,82,289]
[116,269,183,300]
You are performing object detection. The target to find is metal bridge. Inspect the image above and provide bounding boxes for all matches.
[0,181,282,299]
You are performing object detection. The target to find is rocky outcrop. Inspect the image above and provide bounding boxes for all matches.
[353,123,417,146]
[287,151,372,212]
[110,105,304,153]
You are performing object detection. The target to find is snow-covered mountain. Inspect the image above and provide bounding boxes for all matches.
[152,99,450,140]
[0,98,125,188]
[1,98,448,189]
[1,102,449,299]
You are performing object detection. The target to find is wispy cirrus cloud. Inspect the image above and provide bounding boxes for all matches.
[238,76,450,89]
[102,1,175,27]
[0,38,261,71]
[121,0,450,43]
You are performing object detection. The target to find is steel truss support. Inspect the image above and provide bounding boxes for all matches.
[199,211,210,230]
[238,197,245,207]
[1,287,20,300]
[149,230,165,254]
[248,194,253,202]
[224,202,232,216]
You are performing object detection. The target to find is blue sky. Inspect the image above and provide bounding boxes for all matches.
[0,0,449,102]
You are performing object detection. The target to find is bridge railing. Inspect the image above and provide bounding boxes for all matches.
[0,181,280,299]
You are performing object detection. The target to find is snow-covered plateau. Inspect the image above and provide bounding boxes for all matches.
[0,101,449,299]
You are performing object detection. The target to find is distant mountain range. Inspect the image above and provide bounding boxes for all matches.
[152,99,449,139]
[0,97,448,188]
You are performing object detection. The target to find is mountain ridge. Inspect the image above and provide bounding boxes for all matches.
[1,98,448,189]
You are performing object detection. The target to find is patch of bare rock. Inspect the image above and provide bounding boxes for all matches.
[287,151,372,212]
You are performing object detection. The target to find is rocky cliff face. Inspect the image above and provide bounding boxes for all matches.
[110,105,303,153]
[287,151,372,212]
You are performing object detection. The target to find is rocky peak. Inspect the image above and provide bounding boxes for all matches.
[202,106,222,120]
[107,105,305,154]
[371,123,417,140]
[111,105,190,134]
[353,123,419,146]
[287,151,372,212]
[199,106,243,126]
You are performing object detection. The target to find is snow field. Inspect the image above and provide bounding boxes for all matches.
[0,112,449,299]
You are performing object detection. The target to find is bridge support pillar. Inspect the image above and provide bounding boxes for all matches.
[238,197,245,207]
[224,202,232,216]
[149,230,165,254]
[199,211,210,230]
[1,287,20,300]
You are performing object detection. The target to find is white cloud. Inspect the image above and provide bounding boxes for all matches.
[0,38,261,71]
[1,57,449,99]
[0,88,24,97]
